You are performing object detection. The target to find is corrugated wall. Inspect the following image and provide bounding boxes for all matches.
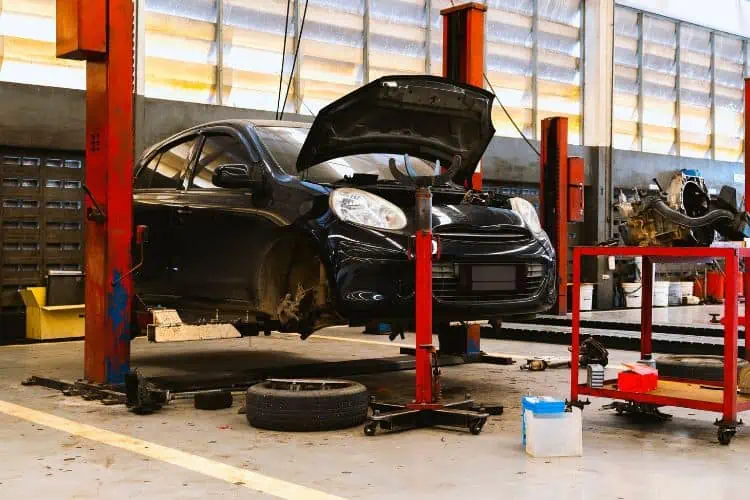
[614,4,748,162]
[1,0,583,143]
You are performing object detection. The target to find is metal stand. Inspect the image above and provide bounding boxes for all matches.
[364,156,496,436]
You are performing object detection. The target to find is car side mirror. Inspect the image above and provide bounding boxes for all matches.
[212,164,258,189]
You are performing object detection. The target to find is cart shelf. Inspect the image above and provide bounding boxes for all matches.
[570,245,750,445]
[578,380,750,413]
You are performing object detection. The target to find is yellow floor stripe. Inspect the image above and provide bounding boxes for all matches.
[0,400,346,500]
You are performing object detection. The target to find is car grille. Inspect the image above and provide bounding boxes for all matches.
[432,262,546,303]
[435,227,531,244]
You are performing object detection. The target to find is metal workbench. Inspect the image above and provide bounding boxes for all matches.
[570,245,750,445]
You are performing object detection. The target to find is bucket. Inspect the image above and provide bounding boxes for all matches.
[653,281,670,307]
[668,282,682,306]
[707,271,724,301]
[580,284,594,311]
[622,282,642,308]
[679,281,694,299]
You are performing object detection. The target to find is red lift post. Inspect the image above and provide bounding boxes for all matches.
[441,2,486,191]
[56,0,134,384]
[540,118,584,315]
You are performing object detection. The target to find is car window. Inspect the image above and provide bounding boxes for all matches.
[133,152,161,189]
[191,134,258,189]
[135,136,199,189]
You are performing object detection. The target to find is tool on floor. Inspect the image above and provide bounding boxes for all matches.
[363,155,495,436]
[521,358,570,371]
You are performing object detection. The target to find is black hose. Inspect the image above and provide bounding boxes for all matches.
[641,197,734,228]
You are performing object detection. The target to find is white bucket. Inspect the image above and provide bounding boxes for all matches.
[580,284,594,311]
[653,281,670,307]
[680,281,694,298]
[668,282,682,306]
[622,282,642,308]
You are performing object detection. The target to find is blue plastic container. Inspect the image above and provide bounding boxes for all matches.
[521,396,566,445]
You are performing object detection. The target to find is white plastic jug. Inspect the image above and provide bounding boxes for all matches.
[525,407,583,457]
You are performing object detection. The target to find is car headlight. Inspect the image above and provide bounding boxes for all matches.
[510,197,547,238]
[329,188,407,231]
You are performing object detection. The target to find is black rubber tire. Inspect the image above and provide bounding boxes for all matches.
[656,355,749,382]
[194,390,233,410]
[246,380,369,432]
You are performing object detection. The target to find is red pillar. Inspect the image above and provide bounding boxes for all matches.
[540,117,569,315]
[57,0,134,384]
[743,78,750,359]
[441,2,486,190]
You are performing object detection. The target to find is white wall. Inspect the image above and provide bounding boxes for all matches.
[618,0,750,37]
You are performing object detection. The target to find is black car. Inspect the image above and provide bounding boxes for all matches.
[132,76,556,337]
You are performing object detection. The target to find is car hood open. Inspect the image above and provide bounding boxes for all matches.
[295,75,496,185]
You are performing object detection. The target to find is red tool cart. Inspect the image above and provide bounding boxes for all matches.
[570,246,750,445]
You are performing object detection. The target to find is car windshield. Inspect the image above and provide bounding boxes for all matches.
[254,125,440,185]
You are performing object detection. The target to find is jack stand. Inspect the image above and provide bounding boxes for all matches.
[364,156,496,436]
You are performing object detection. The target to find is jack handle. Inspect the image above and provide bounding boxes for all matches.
[113,225,149,287]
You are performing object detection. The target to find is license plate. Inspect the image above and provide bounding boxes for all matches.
[459,265,517,292]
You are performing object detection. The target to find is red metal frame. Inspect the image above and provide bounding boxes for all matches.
[571,246,750,426]
[441,2,486,191]
[413,219,436,404]
[539,117,569,315]
[57,1,134,384]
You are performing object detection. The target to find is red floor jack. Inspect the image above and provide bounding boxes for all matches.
[364,155,497,436]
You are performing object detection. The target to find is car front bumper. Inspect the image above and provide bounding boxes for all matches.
[324,222,556,323]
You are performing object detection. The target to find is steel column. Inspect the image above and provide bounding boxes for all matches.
[414,189,434,404]
[675,22,681,156]
[83,0,135,384]
[710,31,717,161]
[531,0,539,140]
[363,0,371,84]
[722,250,739,424]
[637,11,644,152]
[215,0,224,105]
[540,117,569,315]
[640,257,653,359]
[744,77,750,360]
[570,247,581,402]
[440,2,487,190]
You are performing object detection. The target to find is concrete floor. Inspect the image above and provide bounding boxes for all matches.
[0,320,749,499]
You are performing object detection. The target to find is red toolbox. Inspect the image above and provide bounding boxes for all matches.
[617,363,658,393]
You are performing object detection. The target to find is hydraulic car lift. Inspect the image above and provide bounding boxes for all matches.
[57,0,135,384]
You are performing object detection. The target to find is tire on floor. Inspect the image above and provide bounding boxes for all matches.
[246,380,369,431]
[655,355,749,382]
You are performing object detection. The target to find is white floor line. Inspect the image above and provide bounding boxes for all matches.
[0,400,346,500]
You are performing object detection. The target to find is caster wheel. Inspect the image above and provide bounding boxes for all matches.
[469,418,486,435]
[718,428,736,445]
[364,422,377,436]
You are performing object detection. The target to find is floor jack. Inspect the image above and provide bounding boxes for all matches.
[364,156,497,436]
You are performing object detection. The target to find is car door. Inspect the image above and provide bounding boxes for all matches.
[176,129,274,306]
[133,134,200,302]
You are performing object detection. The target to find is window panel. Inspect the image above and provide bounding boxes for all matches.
[614,5,748,162]
[145,0,218,104]
[0,0,85,89]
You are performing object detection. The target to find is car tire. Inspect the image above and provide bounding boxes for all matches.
[246,380,369,432]
[655,355,749,382]
[194,390,233,410]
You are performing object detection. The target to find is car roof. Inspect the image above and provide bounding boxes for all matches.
[141,119,311,161]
